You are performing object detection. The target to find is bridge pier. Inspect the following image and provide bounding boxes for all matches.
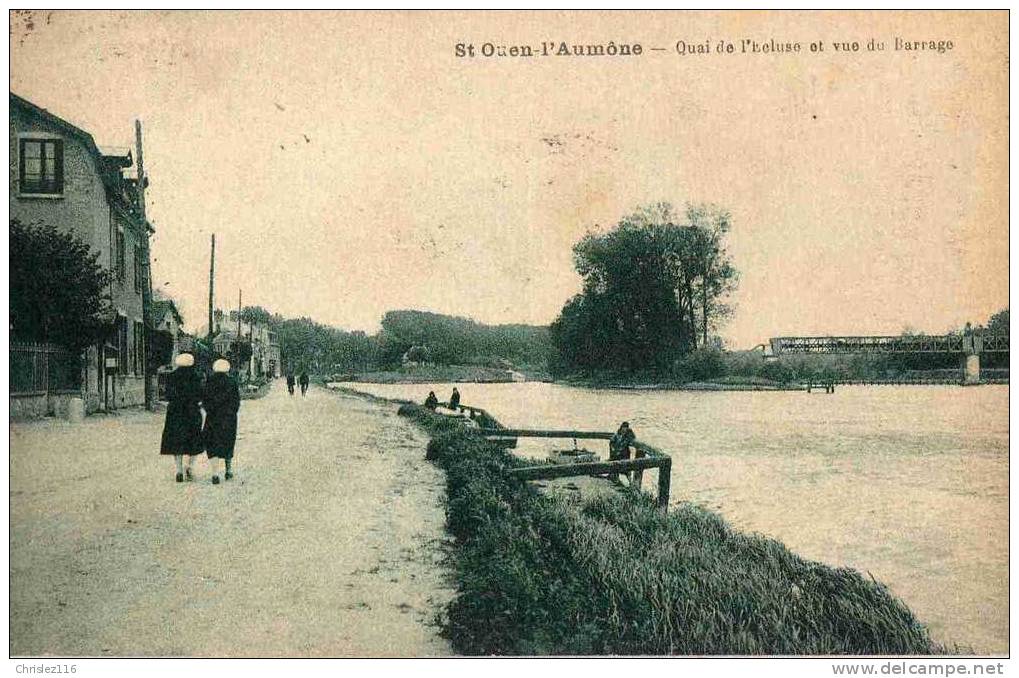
[962,353,981,385]
[961,335,982,385]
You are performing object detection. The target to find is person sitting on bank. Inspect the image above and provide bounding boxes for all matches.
[608,421,636,483]
[424,391,439,410]
[203,358,241,485]
[449,387,461,411]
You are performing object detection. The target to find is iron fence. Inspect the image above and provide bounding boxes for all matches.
[10,343,82,395]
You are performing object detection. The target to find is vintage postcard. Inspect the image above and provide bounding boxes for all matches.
[7,9,1009,671]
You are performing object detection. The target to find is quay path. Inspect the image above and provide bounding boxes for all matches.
[10,383,453,657]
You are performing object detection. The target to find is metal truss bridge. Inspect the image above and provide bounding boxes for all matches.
[766,334,1008,385]
[769,334,1009,356]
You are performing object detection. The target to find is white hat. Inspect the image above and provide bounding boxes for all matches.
[212,358,231,373]
[174,352,195,368]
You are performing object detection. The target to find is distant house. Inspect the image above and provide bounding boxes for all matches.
[9,92,153,415]
[197,309,281,379]
[150,296,185,370]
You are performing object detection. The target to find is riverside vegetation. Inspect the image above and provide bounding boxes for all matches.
[392,400,945,656]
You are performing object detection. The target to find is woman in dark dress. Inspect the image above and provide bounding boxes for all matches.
[203,358,241,485]
[160,352,204,482]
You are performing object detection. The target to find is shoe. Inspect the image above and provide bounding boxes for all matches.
[185,467,193,482]
[224,472,234,481]
[212,476,220,485]
[175,473,184,483]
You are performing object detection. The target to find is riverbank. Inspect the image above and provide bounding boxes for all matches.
[560,375,804,391]
[10,384,453,656]
[334,365,528,384]
[557,375,1008,391]
[338,380,1007,653]
[388,397,945,655]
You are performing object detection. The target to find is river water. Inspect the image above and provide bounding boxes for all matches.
[336,381,1009,654]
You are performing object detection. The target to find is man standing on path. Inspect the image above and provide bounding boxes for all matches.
[286,373,296,396]
[299,371,310,396]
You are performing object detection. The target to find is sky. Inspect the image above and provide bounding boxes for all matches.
[9,11,1008,348]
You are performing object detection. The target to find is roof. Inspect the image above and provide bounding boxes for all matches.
[150,299,184,325]
[11,92,105,159]
[10,92,145,224]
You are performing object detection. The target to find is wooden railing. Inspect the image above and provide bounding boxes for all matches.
[479,429,672,512]
[435,401,673,512]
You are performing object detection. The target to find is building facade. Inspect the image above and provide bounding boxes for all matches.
[150,297,185,368]
[10,93,153,414]
[199,310,281,379]
[150,297,186,401]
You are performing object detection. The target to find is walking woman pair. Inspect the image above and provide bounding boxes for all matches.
[159,353,241,485]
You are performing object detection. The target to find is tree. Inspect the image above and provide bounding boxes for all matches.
[9,218,114,353]
[987,308,1009,335]
[228,340,253,373]
[685,204,738,347]
[405,344,432,364]
[146,329,175,368]
[550,202,739,376]
[240,305,275,327]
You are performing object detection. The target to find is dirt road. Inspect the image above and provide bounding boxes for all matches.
[10,383,453,657]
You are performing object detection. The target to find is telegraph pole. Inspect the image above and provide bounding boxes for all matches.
[135,120,156,410]
[237,289,242,342]
[237,289,242,375]
[207,234,216,344]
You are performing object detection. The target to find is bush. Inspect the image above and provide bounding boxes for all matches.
[674,348,727,382]
[760,360,795,384]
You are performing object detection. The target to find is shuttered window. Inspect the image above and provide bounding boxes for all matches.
[19,138,64,195]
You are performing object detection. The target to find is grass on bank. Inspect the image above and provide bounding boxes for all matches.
[396,402,944,656]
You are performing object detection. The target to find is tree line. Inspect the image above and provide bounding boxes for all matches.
[236,306,551,375]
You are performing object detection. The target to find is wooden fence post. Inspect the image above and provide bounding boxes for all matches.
[633,447,646,490]
[657,457,672,513]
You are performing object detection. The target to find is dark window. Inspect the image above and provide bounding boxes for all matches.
[19,138,64,195]
[133,245,142,293]
[133,320,144,375]
[117,316,128,371]
[116,230,126,281]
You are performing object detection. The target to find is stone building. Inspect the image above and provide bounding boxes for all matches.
[9,92,153,414]
[198,310,281,379]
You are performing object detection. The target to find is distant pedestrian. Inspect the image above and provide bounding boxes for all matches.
[449,387,461,411]
[286,373,295,396]
[424,391,438,410]
[203,358,241,485]
[160,352,204,483]
[299,371,310,396]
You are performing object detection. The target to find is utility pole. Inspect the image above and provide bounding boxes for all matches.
[135,120,156,410]
[207,234,216,345]
[237,288,242,376]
